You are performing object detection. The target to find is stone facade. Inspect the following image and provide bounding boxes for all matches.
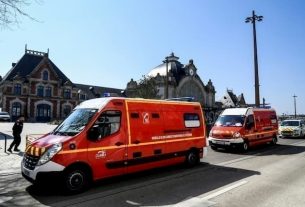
[126,53,217,124]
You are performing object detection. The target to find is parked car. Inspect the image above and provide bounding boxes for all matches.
[0,112,11,122]
[279,120,305,138]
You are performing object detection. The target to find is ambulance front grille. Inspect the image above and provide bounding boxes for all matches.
[23,153,40,170]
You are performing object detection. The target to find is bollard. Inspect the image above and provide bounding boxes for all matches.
[4,133,6,153]
[0,133,7,153]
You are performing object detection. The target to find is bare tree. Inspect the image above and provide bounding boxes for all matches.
[0,0,39,28]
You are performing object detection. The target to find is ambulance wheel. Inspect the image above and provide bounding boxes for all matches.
[185,150,199,167]
[241,141,249,152]
[63,167,90,194]
[271,136,277,145]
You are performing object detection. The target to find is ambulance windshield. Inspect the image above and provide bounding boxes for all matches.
[53,108,97,136]
[215,115,245,127]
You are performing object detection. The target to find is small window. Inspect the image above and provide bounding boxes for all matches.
[64,89,71,99]
[95,111,121,138]
[152,113,160,119]
[14,84,22,95]
[45,86,52,97]
[37,85,44,97]
[43,71,49,81]
[184,113,200,128]
[131,113,139,118]
[79,94,86,100]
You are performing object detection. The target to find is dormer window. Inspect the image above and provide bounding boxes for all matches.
[43,71,49,81]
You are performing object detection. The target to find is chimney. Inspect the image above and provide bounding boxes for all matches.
[12,63,16,67]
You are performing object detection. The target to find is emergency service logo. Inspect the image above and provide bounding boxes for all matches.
[96,150,107,159]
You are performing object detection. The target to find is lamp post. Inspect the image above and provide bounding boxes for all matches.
[163,56,169,99]
[293,94,297,118]
[246,10,263,107]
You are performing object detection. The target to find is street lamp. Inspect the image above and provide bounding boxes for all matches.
[293,94,297,118]
[245,10,263,107]
[163,56,169,99]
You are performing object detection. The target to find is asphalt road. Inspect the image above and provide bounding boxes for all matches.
[1,133,305,207]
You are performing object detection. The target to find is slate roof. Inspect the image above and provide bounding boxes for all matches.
[1,52,71,84]
[75,83,123,99]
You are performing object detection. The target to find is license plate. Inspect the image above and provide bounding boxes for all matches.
[215,141,229,145]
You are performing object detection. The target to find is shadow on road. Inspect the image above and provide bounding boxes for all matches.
[26,163,260,206]
[0,132,13,140]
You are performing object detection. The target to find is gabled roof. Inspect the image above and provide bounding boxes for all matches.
[227,90,238,105]
[1,50,71,84]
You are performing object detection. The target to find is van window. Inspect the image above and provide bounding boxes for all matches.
[184,113,200,128]
[95,111,121,138]
[152,113,160,119]
[130,113,139,119]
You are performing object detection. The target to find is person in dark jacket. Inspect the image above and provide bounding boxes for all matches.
[8,115,25,153]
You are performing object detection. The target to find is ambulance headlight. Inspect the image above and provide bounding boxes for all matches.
[37,143,62,166]
[233,132,241,138]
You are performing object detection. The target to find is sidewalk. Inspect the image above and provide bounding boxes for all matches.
[0,123,57,175]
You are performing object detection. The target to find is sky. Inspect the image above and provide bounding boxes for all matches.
[1,0,305,115]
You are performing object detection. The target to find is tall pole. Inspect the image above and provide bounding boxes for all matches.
[246,10,263,107]
[293,94,297,118]
[164,56,169,99]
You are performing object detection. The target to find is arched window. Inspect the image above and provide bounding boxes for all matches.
[14,84,22,95]
[36,104,51,122]
[43,71,49,81]
[12,102,22,119]
[37,85,44,97]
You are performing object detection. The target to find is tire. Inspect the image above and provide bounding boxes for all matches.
[271,136,277,145]
[63,167,90,194]
[241,141,249,152]
[210,145,217,151]
[185,150,199,167]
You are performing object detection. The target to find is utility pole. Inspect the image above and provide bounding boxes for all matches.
[293,94,297,118]
[246,10,263,107]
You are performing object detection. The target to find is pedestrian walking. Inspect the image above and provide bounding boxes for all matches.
[8,115,25,153]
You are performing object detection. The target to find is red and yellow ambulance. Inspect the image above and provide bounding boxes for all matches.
[22,97,207,193]
[208,107,278,151]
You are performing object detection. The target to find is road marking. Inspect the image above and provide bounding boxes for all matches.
[126,200,141,206]
[202,180,248,200]
[217,154,260,166]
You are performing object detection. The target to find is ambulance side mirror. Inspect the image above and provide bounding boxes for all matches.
[88,125,100,141]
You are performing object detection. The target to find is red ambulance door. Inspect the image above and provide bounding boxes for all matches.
[87,109,128,179]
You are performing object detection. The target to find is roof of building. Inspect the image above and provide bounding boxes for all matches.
[1,49,71,84]
[75,83,123,99]
[147,53,206,87]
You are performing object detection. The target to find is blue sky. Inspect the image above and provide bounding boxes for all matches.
[1,0,305,115]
